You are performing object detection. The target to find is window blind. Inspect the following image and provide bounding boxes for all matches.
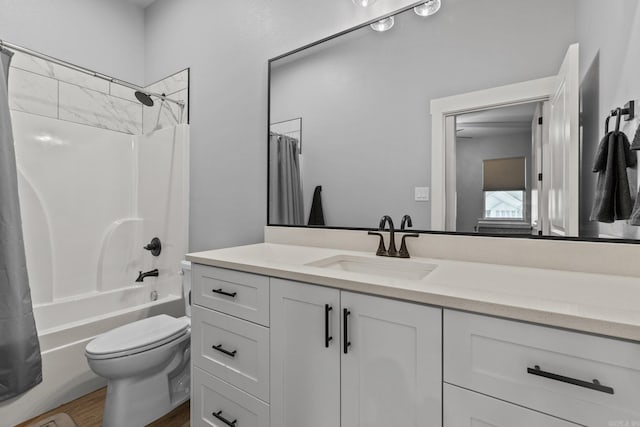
[482,157,526,191]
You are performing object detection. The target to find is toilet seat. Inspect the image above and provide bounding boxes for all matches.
[86,314,190,360]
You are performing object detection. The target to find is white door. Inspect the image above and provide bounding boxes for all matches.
[444,384,579,426]
[531,103,543,234]
[547,43,580,236]
[340,292,442,427]
[531,102,551,235]
[270,278,340,427]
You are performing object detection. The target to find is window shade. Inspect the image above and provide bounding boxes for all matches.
[483,157,526,191]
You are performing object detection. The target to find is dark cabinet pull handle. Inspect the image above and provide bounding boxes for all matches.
[212,288,237,298]
[343,308,351,354]
[527,365,614,395]
[212,410,237,426]
[325,304,333,348]
[212,344,237,358]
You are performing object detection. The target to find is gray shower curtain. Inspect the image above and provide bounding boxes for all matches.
[0,48,42,402]
[269,133,304,225]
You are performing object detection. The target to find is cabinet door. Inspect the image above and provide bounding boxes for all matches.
[444,384,579,426]
[270,278,340,427]
[341,292,442,427]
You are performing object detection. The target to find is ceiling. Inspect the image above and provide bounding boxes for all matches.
[122,0,157,8]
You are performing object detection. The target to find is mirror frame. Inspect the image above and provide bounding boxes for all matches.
[266,3,640,246]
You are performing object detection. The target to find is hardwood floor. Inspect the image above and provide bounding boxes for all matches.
[16,388,190,427]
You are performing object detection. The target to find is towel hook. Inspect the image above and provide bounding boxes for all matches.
[615,107,623,133]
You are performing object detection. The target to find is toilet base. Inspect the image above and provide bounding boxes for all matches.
[101,339,190,427]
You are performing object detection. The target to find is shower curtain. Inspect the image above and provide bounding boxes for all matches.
[269,133,304,225]
[0,48,42,402]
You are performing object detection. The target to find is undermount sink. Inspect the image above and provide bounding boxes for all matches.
[306,255,437,281]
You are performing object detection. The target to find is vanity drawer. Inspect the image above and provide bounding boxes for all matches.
[193,264,269,326]
[444,310,640,426]
[192,367,269,427]
[192,305,269,402]
[444,384,579,426]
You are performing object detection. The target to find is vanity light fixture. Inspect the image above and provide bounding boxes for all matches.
[352,0,377,7]
[414,0,441,17]
[370,16,395,32]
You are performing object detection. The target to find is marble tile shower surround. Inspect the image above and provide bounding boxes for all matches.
[142,70,189,134]
[7,50,189,134]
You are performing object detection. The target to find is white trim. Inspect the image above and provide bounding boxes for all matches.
[430,76,556,230]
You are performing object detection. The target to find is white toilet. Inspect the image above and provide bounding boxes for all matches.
[85,261,192,427]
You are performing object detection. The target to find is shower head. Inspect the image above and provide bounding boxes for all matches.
[135,91,154,107]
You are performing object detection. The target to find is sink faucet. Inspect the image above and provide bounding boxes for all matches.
[401,214,412,230]
[398,214,419,258]
[379,215,398,257]
[136,268,159,282]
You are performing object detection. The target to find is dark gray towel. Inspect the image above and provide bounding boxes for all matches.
[307,185,325,226]
[590,131,636,223]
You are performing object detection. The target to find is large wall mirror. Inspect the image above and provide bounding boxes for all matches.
[268,0,640,242]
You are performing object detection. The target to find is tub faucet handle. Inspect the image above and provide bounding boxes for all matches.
[143,237,162,256]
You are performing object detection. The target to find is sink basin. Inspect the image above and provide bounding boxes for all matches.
[306,255,437,281]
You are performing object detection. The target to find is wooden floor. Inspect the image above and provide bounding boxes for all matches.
[16,388,190,427]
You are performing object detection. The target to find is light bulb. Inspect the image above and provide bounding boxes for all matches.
[370,16,394,32]
[352,0,377,7]
[414,0,441,17]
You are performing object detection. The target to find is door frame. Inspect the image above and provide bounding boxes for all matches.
[430,77,556,231]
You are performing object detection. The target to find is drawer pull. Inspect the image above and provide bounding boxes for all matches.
[325,304,333,348]
[212,288,237,298]
[527,365,614,395]
[212,410,237,426]
[343,308,351,354]
[212,344,237,358]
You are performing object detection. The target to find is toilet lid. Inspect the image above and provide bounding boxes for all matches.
[86,314,190,357]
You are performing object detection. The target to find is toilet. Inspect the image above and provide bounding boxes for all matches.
[85,261,192,427]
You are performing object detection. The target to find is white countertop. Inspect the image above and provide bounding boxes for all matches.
[186,243,640,342]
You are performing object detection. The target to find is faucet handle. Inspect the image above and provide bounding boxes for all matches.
[399,234,419,258]
[368,231,388,256]
[401,214,413,230]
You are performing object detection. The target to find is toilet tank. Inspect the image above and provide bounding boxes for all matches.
[181,261,192,318]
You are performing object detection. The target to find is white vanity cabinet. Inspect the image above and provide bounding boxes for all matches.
[191,265,271,427]
[340,290,442,427]
[444,309,640,427]
[444,384,579,426]
[270,278,341,427]
[270,278,442,427]
[190,260,640,427]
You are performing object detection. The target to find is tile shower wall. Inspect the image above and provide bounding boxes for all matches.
[142,68,189,134]
[8,51,189,135]
[8,51,143,134]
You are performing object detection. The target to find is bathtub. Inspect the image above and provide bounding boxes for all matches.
[0,287,185,426]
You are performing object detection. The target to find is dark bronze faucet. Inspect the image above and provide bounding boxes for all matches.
[369,215,419,258]
[379,215,398,257]
[399,214,419,258]
[136,269,159,282]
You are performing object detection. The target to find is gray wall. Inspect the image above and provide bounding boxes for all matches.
[143,0,421,251]
[270,0,578,230]
[577,0,640,239]
[0,0,145,84]
[455,132,532,232]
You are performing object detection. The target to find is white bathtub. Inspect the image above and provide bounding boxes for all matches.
[0,288,185,426]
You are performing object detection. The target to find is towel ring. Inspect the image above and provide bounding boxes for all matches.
[615,107,623,133]
[605,115,611,134]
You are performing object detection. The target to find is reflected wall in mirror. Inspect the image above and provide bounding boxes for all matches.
[269,0,640,241]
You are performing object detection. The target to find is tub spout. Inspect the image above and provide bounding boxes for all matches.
[136,269,159,282]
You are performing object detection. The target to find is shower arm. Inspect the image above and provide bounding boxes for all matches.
[0,39,185,109]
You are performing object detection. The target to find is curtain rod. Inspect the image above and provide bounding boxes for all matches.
[0,39,184,108]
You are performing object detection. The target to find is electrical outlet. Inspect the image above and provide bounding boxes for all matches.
[414,187,429,202]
